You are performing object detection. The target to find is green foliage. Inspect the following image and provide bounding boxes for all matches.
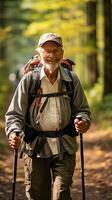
[0,68,13,118]
[86,81,112,129]
[86,79,103,108]
[1,0,102,80]
[22,0,91,56]
[101,95,112,117]
[0,27,12,42]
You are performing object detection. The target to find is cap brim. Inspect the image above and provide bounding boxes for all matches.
[39,39,62,47]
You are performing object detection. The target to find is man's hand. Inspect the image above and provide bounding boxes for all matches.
[74,118,90,133]
[9,133,21,149]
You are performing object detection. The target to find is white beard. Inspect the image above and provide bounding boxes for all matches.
[41,61,59,73]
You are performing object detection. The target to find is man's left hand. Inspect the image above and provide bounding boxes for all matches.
[74,118,90,133]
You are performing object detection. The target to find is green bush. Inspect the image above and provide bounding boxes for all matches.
[85,82,112,129]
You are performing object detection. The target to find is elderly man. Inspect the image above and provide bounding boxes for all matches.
[5,33,91,200]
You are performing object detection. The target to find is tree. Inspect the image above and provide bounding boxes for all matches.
[86,0,99,86]
[22,0,101,86]
[22,0,92,58]
[0,0,7,65]
[103,0,112,96]
[0,0,33,70]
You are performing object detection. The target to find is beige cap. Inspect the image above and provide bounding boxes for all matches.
[38,32,63,47]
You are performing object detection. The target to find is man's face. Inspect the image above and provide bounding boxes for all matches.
[39,41,63,72]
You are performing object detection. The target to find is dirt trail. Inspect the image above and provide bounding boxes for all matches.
[0,124,112,200]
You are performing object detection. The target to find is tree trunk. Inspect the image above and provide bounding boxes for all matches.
[103,0,112,96]
[86,1,99,87]
[0,1,7,63]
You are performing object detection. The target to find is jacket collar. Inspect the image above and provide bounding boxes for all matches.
[59,65,72,82]
[37,64,72,82]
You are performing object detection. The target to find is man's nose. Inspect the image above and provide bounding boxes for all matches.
[47,52,56,58]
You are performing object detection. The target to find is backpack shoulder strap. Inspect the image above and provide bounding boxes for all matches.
[25,68,41,123]
[63,69,74,99]
[28,67,42,102]
[62,69,74,112]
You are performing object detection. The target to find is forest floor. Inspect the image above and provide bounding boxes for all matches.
[0,120,112,200]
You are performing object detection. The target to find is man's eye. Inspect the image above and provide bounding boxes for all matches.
[43,49,60,54]
[44,50,50,54]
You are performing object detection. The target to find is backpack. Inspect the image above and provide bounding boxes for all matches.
[23,55,75,75]
[23,54,75,108]
[23,55,76,144]
[24,55,75,107]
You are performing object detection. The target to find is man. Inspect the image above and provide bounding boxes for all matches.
[5,32,91,200]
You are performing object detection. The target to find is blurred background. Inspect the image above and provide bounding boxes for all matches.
[0,0,112,122]
[0,0,112,199]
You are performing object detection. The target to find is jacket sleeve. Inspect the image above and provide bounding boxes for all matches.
[5,73,31,137]
[72,73,91,123]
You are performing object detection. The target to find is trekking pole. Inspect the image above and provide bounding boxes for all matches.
[76,117,86,200]
[80,132,86,200]
[12,133,19,200]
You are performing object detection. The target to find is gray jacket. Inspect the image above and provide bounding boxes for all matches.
[5,65,91,156]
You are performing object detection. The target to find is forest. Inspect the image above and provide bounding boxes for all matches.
[0,0,112,200]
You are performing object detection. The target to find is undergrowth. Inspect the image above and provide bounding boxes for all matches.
[85,81,112,130]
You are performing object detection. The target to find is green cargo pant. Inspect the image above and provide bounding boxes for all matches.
[23,153,76,200]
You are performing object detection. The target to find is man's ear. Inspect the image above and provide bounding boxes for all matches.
[61,49,64,58]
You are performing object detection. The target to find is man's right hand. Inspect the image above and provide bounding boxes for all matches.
[9,133,21,149]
